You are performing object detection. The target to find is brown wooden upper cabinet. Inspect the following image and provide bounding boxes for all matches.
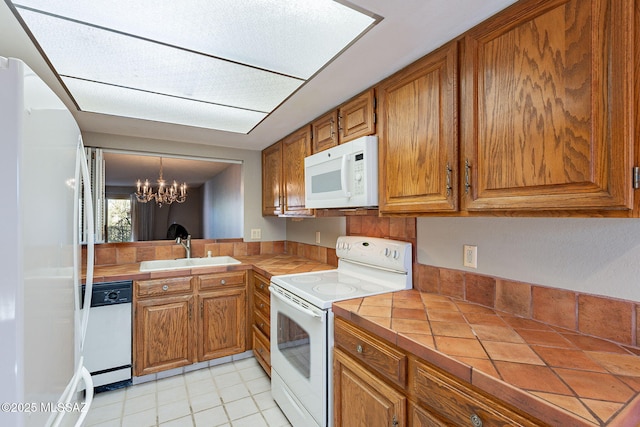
[262,141,283,216]
[377,41,459,214]
[262,126,314,217]
[460,0,634,211]
[311,89,376,153]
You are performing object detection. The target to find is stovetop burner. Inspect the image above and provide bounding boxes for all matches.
[312,283,357,295]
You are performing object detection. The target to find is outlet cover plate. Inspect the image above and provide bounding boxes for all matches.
[463,244,477,269]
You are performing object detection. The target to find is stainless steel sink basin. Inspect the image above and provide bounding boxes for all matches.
[139,256,241,272]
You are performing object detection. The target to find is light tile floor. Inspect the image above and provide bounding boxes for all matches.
[84,357,291,427]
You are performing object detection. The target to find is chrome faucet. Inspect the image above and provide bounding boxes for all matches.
[176,235,191,258]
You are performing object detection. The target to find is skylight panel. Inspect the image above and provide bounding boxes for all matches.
[18,9,304,112]
[9,0,379,133]
[64,77,267,134]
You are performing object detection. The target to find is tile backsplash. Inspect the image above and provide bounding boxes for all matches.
[87,215,639,350]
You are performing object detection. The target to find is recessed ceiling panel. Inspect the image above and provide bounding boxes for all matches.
[18,9,305,112]
[9,0,379,134]
[14,0,376,78]
[63,77,267,134]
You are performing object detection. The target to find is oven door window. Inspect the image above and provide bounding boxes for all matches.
[277,312,310,378]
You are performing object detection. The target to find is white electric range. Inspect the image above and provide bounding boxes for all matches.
[269,236,412,427]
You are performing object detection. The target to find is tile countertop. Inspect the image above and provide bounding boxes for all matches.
[86,254,335,283]
[333,290,640,427]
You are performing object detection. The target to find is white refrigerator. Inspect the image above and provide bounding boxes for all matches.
[0,57,95,426]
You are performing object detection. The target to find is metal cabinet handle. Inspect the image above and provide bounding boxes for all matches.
[259,303,265,308]
[470,414,482,427]
[464,159,472,194]
[220,279,226,285]
[260,322,265,328]
[162,285,169,291]
[259,283,265,289]
[356,344,363,354]
[446,162,452,196]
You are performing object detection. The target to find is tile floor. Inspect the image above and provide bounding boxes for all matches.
[84,357,291,427]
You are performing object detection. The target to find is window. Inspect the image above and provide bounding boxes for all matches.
[106,197,132,242]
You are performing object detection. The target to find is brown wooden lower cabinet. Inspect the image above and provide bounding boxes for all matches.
[334,317,548,427]
[134,272,247,376]
[134,294,195,376]
[334,348,407,427]
[251,273,272,376]
[198,287,246,361]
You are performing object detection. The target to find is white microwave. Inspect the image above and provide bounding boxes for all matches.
[304,135,378,209]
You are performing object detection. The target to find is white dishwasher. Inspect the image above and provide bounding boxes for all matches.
[82,280,132,392]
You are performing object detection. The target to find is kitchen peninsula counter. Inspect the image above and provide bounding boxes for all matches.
[333,291,640,426]
[86,253,334,283]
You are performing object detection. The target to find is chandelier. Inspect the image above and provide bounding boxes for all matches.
[135,157,187,206]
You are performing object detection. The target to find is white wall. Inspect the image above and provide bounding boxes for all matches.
[82,132,287,242]
[203,164,243,238]
[417,217,640,302]
[286,217,346,248]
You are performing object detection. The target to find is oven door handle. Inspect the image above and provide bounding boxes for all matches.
[269,287,324,320]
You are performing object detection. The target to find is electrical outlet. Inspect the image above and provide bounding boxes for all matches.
[463,244,477,268]
[250,228,261,240]
[315,231,321,244]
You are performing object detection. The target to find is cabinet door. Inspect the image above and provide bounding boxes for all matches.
[262,141,283,216]
[460,0,633,211]
[334,348,406,427]
[378,41,459,214]
[134,295,194,376]
[339,88,376,143]
[198,287,247,361]
[312,110,339,153]
[282,126,314,216]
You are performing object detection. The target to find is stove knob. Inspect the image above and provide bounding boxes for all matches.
[384,248,390,257]
[393,250,399,259]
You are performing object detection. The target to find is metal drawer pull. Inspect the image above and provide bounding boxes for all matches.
[259,303,264,308]
[162,285,169,291]
[220,279,226,285]
[259,283,265,289]
[470,414,482,427]
[356,344,363,354]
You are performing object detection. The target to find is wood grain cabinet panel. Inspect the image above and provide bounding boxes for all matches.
[338,88,376,143]
[198,287,246,361]
[262,141,283,216]
[134,272,247,376]
[262,127,314,217]
[334,317,407,388]
[334,348,407,427]
[311,110,339,153]
[311,88,376,154]
[377,41,459,214]
[251,273,272,375]
[460,0,634,211]
[409,357,545,427]
[134,294,194,376]
[282,126,313,216]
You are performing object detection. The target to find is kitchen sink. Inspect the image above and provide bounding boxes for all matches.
[139,256,241,272]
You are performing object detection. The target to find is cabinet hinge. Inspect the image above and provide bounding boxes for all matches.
[633,166,640,189]
[392,414,398,427]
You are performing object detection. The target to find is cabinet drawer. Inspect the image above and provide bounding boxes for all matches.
[253,325,271,375]
[254,307,270,338]
[136,276,194,297]
[410,358,544,427]
[254,290,270,319]
[253,274,270,298]
[334,317,407,387]
[199,271,245,290]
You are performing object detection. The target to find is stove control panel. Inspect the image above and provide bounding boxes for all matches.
[336,236,411,273]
